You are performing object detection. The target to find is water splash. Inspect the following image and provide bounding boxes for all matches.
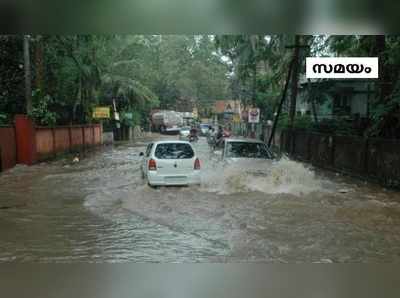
[201,157,324,196]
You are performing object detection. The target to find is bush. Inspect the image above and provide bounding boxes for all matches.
[277,113,313,130]
[120,110,141,127]
[0,113,8,125]
[312,118,355,135]
[29,90,57,126]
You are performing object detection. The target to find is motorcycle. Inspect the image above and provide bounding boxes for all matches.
[207,135,217,149]
[188,134,198,142]
[210,131,231,150]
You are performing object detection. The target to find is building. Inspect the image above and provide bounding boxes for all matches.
[297,79,376,120]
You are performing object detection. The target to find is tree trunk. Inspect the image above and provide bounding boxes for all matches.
[288,35,300,129]
[23,35,32,114]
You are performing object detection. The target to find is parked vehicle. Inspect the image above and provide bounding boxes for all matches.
[221,138,273,162]
[140,141,201,186]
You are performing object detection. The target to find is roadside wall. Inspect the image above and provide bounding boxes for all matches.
[35,124,102,160]
[0,126,17,171]
[1,116,104,171]
[281,129,400,188]
[264,125,281,150]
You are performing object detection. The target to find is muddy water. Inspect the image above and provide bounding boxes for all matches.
[1,135,400,262]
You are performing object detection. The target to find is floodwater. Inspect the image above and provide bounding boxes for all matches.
[1,135,400,263]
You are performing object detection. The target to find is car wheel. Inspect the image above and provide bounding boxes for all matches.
[148,182,158,189]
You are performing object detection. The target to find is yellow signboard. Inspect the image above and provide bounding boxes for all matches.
[93,107,110,119]
[233,114,241,123]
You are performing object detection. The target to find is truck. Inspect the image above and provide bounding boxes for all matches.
[151,110,184,134]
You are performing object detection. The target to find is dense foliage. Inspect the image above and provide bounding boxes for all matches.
[215,35,400,138]
[1,34,400,138]
[0,35,229,126]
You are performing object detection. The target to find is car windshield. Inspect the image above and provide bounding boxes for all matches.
[155,143,194,159]
[226,142,272,159]
[180,128,190,132]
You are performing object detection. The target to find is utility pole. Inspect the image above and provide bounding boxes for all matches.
[267,58,295,148]
[267,38,309,147]
[23,35,33,114]
[288,35,301,129]
[251,59,257,138]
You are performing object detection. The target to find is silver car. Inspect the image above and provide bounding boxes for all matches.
[221,138,273,162]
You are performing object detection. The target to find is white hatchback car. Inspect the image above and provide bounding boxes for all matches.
[140,141,201,186]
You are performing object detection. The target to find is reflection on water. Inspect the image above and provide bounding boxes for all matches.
[1,136,400,262]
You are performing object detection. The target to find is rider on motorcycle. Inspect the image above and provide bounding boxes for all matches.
[189,126,198,141]
[215,126,224,147]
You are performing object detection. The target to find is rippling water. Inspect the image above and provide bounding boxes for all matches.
[1,135,400,262]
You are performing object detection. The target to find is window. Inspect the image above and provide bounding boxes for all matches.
[155,143,194,159]
[145,143,153,157]
[226,142,272,159]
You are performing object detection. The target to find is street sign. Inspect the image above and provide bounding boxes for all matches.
[248,108,260,123]
[93,107,110,119]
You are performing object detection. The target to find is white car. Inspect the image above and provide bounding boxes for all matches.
[179,127,191,140]
[140,141,201,186]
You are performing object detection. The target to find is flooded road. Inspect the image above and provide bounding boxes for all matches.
[1,135,400,263]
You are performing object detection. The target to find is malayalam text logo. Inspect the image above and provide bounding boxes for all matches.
[306,57,378,79]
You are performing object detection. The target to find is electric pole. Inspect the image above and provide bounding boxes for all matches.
[267,37,309,147]
[288,35,301,129]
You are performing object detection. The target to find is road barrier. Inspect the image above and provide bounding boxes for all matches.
[281,129,400,188]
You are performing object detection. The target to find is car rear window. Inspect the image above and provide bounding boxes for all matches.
[226,142,272,159]
[155,143,194,159]
[145,143,153,157]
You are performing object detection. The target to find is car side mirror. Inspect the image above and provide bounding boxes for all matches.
[139,152,144,156]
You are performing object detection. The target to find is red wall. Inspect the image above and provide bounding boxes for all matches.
[35,125,102,160]
[36,128,54,157]
[94,126,101,144]
[15,115,37,165]
[84,127,94,145]
[54,128,70,152]
[71,127,83,148]
[0,126,17,171]
[2,116,103,171]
